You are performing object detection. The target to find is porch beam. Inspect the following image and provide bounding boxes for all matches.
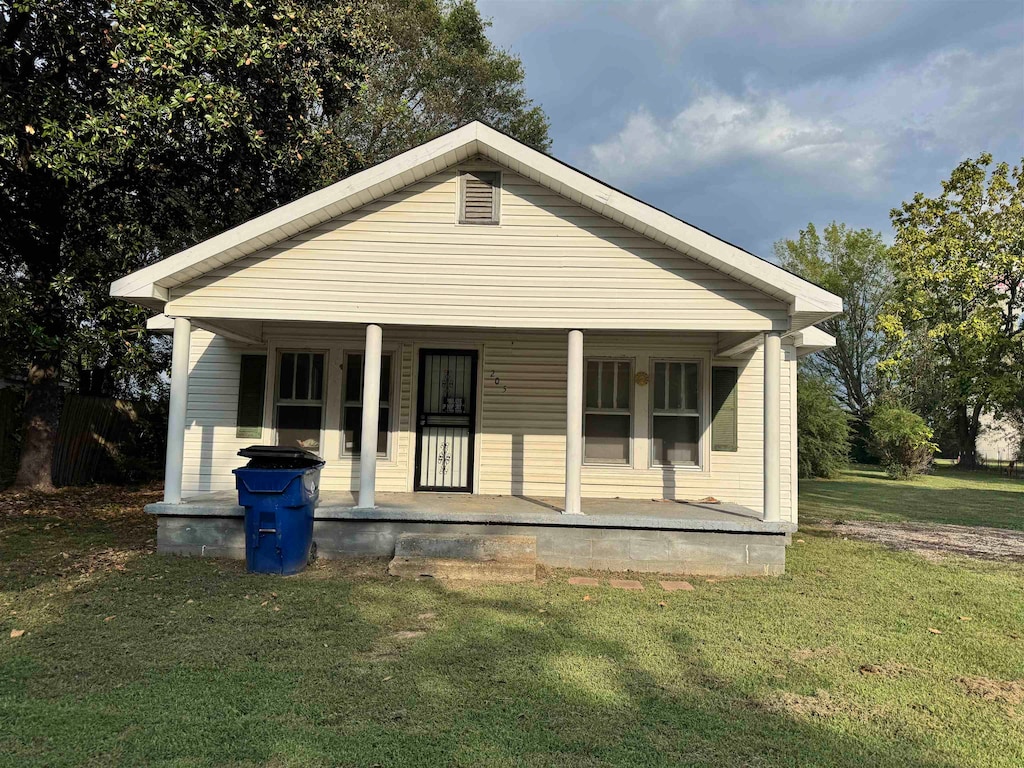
[763,330,782,521]
[357,323,383,508]
[715,331,762,358]
[164,317,191,503]
[565,329,584,515]
[193,319,263,346]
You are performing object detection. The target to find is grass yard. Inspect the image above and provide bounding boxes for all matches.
[2,480,1023,768]
[800,463,1024,530]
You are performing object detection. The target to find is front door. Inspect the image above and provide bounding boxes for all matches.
[415,349,478,492]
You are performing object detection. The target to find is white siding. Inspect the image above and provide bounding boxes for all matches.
[182,326,796,524]
[181,330,263,494]
[166,164,787,331]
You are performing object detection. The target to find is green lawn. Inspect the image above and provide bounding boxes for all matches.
[1,483,1023,768]
[800,464,1024,530]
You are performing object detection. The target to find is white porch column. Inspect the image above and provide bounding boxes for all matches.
[164,317,191,504]
[763,330,782,522]
[565,329,584,515]
[357,323,383,509]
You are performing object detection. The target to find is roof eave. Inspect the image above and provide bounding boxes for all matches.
[110,124,484,300]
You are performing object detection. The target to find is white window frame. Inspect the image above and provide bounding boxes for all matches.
[340,350,398,460]
[273,349,327,451]
[583,357,633,466]
[649,358,702,468]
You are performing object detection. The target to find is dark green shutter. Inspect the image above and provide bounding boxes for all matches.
[711,367,738,452]
[236,354,267,439]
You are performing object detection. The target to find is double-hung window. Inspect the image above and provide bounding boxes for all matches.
[651,360,701,466]
[275,351,325,451]
[584,359,632,464]
[342,352,393,457]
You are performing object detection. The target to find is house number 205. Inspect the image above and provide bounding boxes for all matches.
[488,370,507,393]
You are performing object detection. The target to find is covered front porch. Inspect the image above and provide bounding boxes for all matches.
[146,491,794,576]
[158,318,799,518]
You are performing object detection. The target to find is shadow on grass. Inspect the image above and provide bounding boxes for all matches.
[1,550,972,768]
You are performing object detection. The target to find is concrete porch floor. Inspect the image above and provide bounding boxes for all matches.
[147,490,792,535]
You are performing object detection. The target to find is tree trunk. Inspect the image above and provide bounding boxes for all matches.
[954,403,981,469]
[13,355,63,489]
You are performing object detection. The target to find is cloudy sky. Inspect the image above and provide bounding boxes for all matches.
[477,0,1024,257]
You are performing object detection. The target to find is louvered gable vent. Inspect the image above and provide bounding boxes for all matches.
[460,171,500,224]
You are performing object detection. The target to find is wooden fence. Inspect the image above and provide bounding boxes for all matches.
[51,394,138,487]
[0,388,21,487]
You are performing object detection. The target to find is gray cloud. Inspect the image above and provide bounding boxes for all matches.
[478,0,1024,256]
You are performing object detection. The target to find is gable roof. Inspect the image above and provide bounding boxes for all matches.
[111,121,842,328]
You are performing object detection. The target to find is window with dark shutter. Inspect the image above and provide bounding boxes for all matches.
[711,366,738,452]
[459,171,500,224]
[236,354,267,438]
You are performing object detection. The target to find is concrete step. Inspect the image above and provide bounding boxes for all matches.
[388,533,537,582]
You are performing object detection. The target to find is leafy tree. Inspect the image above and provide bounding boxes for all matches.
[775,222,891,462]
[1,0,549,488]
[796,372,850,479]
[2,0,383,487]
[338,0,550,162]
[879,155,1024,468]
[870,405,937,480]
[775,223,891,416]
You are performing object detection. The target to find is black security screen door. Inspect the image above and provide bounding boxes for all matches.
[415,349,478,492]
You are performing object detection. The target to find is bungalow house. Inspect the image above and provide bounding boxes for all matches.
[111,122,841,576]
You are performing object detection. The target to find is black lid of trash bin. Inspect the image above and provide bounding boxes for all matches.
[238,445,322,468]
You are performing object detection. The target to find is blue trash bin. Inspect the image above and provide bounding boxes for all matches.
[232,446,325,575]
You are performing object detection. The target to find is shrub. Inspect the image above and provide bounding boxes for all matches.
[797,374,850,478]
[870,406,937,479]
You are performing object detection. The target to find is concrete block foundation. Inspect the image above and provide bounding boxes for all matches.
[150,497,792,577]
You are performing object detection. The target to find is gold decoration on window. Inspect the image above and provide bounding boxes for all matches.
[635,371,649,386]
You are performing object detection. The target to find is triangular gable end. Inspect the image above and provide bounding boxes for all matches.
[111,122,841,332]
[162,155,792,331]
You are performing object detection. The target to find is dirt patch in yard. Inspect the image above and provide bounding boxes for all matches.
[858,663,915,678]
[762,689,850,719]
[809,520,1024,562]
[789,646,842,662]
[959,676,1024,706]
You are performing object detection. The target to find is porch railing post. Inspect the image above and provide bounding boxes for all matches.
[565,329,584,514]
[763,330,782,522]
[164,316,191,503]
[357,323,383,508]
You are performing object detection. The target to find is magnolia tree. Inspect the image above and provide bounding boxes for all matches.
[879,155,1024,468]
[1,0,548,488]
